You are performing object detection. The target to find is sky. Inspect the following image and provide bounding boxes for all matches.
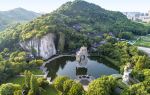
[0,0,149,13]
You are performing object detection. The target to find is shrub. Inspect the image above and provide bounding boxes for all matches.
[53,76,69,92]
[37,78,49,88]
[63,79,75,94]
[68,83,85,95]
[87,76,117,95]
[35,60,44,66]
[0,83,21,95]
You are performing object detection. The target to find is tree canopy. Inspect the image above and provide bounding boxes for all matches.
[0,0,149,52]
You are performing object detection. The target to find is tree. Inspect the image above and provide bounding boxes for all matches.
[2,48,9,57]
[0,54,3,61]
[118,32,133,40]
[87,76,117,95]
[24,70,32,88]
[24,71,40,95]
[30,75,39,95]
[27,90,34,95]
[132,69,150,82]
[37,78,49,88]
[63,79,75,94]
[14,90,22,95]
[134,55,146,70]
[0,83,21,95]
[35,60,44,66]
[121,82,149,95]
[53,76,85,95]
[22,71,50,95]
[68,83,84,95]
[142,69,150,81]
[53,76,69,92]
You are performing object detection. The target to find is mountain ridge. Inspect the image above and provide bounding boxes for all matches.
[0,0,149,54]
[20,0,147,41]
[0,8,41,31]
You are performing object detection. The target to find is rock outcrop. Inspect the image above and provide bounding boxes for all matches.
[20,33,56,59]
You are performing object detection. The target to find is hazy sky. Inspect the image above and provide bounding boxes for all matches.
[0,0,149,13]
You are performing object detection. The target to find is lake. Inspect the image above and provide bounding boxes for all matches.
[45,56,119,80]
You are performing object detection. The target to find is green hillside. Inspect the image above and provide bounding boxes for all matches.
[0,8,41,31]
[0,0,149,51]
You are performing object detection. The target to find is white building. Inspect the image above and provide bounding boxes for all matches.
[123,10,150,23]
[140,16,150,23]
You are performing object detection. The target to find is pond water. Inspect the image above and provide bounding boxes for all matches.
[45,56,119,80]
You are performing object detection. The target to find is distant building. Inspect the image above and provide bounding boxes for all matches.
[123,10,150,23]
[140,16,150,23]
[123,12,142,21]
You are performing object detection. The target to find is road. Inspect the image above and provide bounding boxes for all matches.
[138,46,150,56]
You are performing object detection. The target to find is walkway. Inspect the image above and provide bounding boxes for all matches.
[42,54,75,67]
[16,75,44,77]
[111,74,122,79]
[128,37,141,45]
[138,46,150,56]
[83,85,88,91]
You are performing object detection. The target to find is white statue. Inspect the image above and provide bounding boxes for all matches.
[122,64,132,85]
[76,46,88,68]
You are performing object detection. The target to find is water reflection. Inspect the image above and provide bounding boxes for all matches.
[45,56,118,80]
[76,68,88,75]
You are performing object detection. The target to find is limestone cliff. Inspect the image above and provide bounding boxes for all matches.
[20,33,56,59]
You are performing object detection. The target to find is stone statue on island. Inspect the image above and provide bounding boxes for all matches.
[75,46,95,86]
[122,63,132,85]
[76,46,88,68]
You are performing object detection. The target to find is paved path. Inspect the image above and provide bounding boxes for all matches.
[138,46,150,56]
[83,85,88,91]
[111,74,122,78]
[42,54,75,67]
[17,75,44,77]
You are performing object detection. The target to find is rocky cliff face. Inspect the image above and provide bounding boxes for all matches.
[20,33,56,59]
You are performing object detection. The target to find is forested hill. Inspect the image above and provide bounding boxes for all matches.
[0,8,41,31]
[0,0,149,51]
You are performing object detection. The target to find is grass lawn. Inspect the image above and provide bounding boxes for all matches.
[7,76,24,86]
[28,68,43,75]
[20,68,43,75]
[135,35,150,47]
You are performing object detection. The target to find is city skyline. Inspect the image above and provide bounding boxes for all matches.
[0,0,150,13]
